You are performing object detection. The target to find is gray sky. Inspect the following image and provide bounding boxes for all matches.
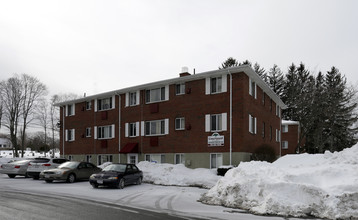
[1,0,357,97]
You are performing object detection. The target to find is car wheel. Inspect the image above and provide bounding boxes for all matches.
[8,174,16,178]
[67,173,76,183]
[136,177,142,185]
[117,178,125,189]
[91,184,98,189]
[45,179,53,183]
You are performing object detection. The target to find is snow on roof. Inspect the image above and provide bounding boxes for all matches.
[282,120,300,125]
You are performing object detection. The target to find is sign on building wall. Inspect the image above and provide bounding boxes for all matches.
[208,133,224,146]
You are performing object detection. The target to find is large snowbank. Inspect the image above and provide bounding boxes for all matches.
[200,145,358,219]
[137,161,220,189]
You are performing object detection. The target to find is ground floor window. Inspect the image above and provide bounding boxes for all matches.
[127,154,138,164]
[145,154,165,163]
[98,154,113,166]
[210,153,223,169]
[282,141,288,149]
[68,155,73,161]
[86,155,92,163]
[174,154,185,165]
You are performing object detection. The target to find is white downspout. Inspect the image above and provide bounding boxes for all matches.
[62,106,65,158]
[118,94,121,163]
[228,70,233,166]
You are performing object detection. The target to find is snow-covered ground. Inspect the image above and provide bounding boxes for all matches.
[1,146,358,219]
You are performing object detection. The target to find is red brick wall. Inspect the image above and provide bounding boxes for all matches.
[281,124,299,155]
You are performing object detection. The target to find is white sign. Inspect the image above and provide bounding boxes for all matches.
[208,133,224,146]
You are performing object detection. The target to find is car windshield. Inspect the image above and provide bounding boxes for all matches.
[58,161,80,169]
[12,160,31,165]
[103,164,126,172]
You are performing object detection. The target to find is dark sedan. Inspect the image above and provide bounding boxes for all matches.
[89,163,143,189]
[40,161,101,183]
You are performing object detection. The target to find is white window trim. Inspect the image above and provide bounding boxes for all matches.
[249,78,257,99]
[175,117,185,130]
[125,91,140,107]
[205,75,227,95]
[97,124,115,140]
[144,119,169,136]
[125,122,140,137]
[282,141,288,149]
[276,129,281,142]
[210,153,223,169]
[145,86,169,104]
[65,129,75,142]
[65,104,75,117]
[249,114,257,134]
[174,153,185,165]
[127,154,138,164]
[205,113,227,132]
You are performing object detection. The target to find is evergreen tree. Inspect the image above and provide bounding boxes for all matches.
[267,64,284,97]
[253,63,267,82]
[219,57,239,69]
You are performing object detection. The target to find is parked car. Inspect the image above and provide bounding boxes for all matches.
[89,163,143,189]
[27,158,68,180]
[40,161,101,183]
[0,159,38,178]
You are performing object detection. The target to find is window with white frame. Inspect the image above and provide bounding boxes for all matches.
[205,113,227,132]
[249,114,257,134]
[282,141,288,149]
[86,101,91,110]
[66,129,75,141]
[176,83,185,95]
[125,122,139,137]
[86,155,92,163]
[97,125,114,139]
[68,155,73,161]
[175,154,185,165]
[276,105,281,118]
[66,104,75,116]
[249,78,257,99]
[128,154,138,164]
[145,86,168,103]
[129,92,137,106]
[276,129,281,142]
[86,127,91,137]
[282,124,288,133]
[210,153,223,169]
[145,119,168,136]
[97,97,113,111]
[205,75,227,95]
[98,155,113,166]
[175,117,185,130]
[145,154,165,163]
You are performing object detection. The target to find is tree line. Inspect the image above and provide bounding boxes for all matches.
[0,74,78,157]
[220,57,358,153]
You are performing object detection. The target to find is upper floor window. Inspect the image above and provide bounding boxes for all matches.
[176,83,185,95]
[66,104,75,116]
[144,119,169,136]
[125,91,140,107]
[249,114,257,134]
[175,117,185,130]
[97,97,114,111]
[65,129,75,141]
[96,125,115,139]
[145,86,168,103]
[249,78,257,99]
[205,113,227,132]
[282,124,288,133]
[205,75,227,95]
[86,127,91,137]
[86,101,91,110]
[276,129,281,142]
[276,105,281,118]
[125,122,139,137]
[282,141,288,149]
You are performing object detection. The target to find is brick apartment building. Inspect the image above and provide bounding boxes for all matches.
[56,65,286,168]
[281,120,302,156]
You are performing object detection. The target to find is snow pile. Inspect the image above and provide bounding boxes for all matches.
[137,161,220,189]
[200,145,358,219]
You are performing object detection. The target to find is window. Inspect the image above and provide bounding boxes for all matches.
[210,153,223,169]
[276,129,281,142]
[282,124,288,133]
[98,97,113,111]
[68,155,73,161]
[249,78,257,99]
[262,122,265,138]
[175,117,185,130]
[205,113,227,132]
[276,105,281,118]
[86,127,91,137]
[97,125,114,139]
[98,155,113,166]
[129,123,137,137]
[249,114,257,134]
[145,154,165,163]
[86,155,92,163]
[66,129,75,141]
[86,101,91,110]
[175,154,185,165]
[176,83,185,95]
[282,141,288,149]
[145,86,168,103]
[128,154,138,164]
[66,104,75,116]
[211,77,222,93]
[145,119,168,136]
[129,92,137,106]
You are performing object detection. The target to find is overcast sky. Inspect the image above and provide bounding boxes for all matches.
[1,0,357,98]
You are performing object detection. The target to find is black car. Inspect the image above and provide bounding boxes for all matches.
[89,163,143,189]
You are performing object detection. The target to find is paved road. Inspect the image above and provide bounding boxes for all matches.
[0,190,200,220]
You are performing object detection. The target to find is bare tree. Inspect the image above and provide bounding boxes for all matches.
[0,76,23,157]
[19,74,48,157]
[49,95,60,158]
[36,99,50,147]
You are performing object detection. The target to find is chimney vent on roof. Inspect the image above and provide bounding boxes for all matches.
[180,66,191,77]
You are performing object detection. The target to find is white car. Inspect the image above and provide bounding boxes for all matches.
[27,158,68,179]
